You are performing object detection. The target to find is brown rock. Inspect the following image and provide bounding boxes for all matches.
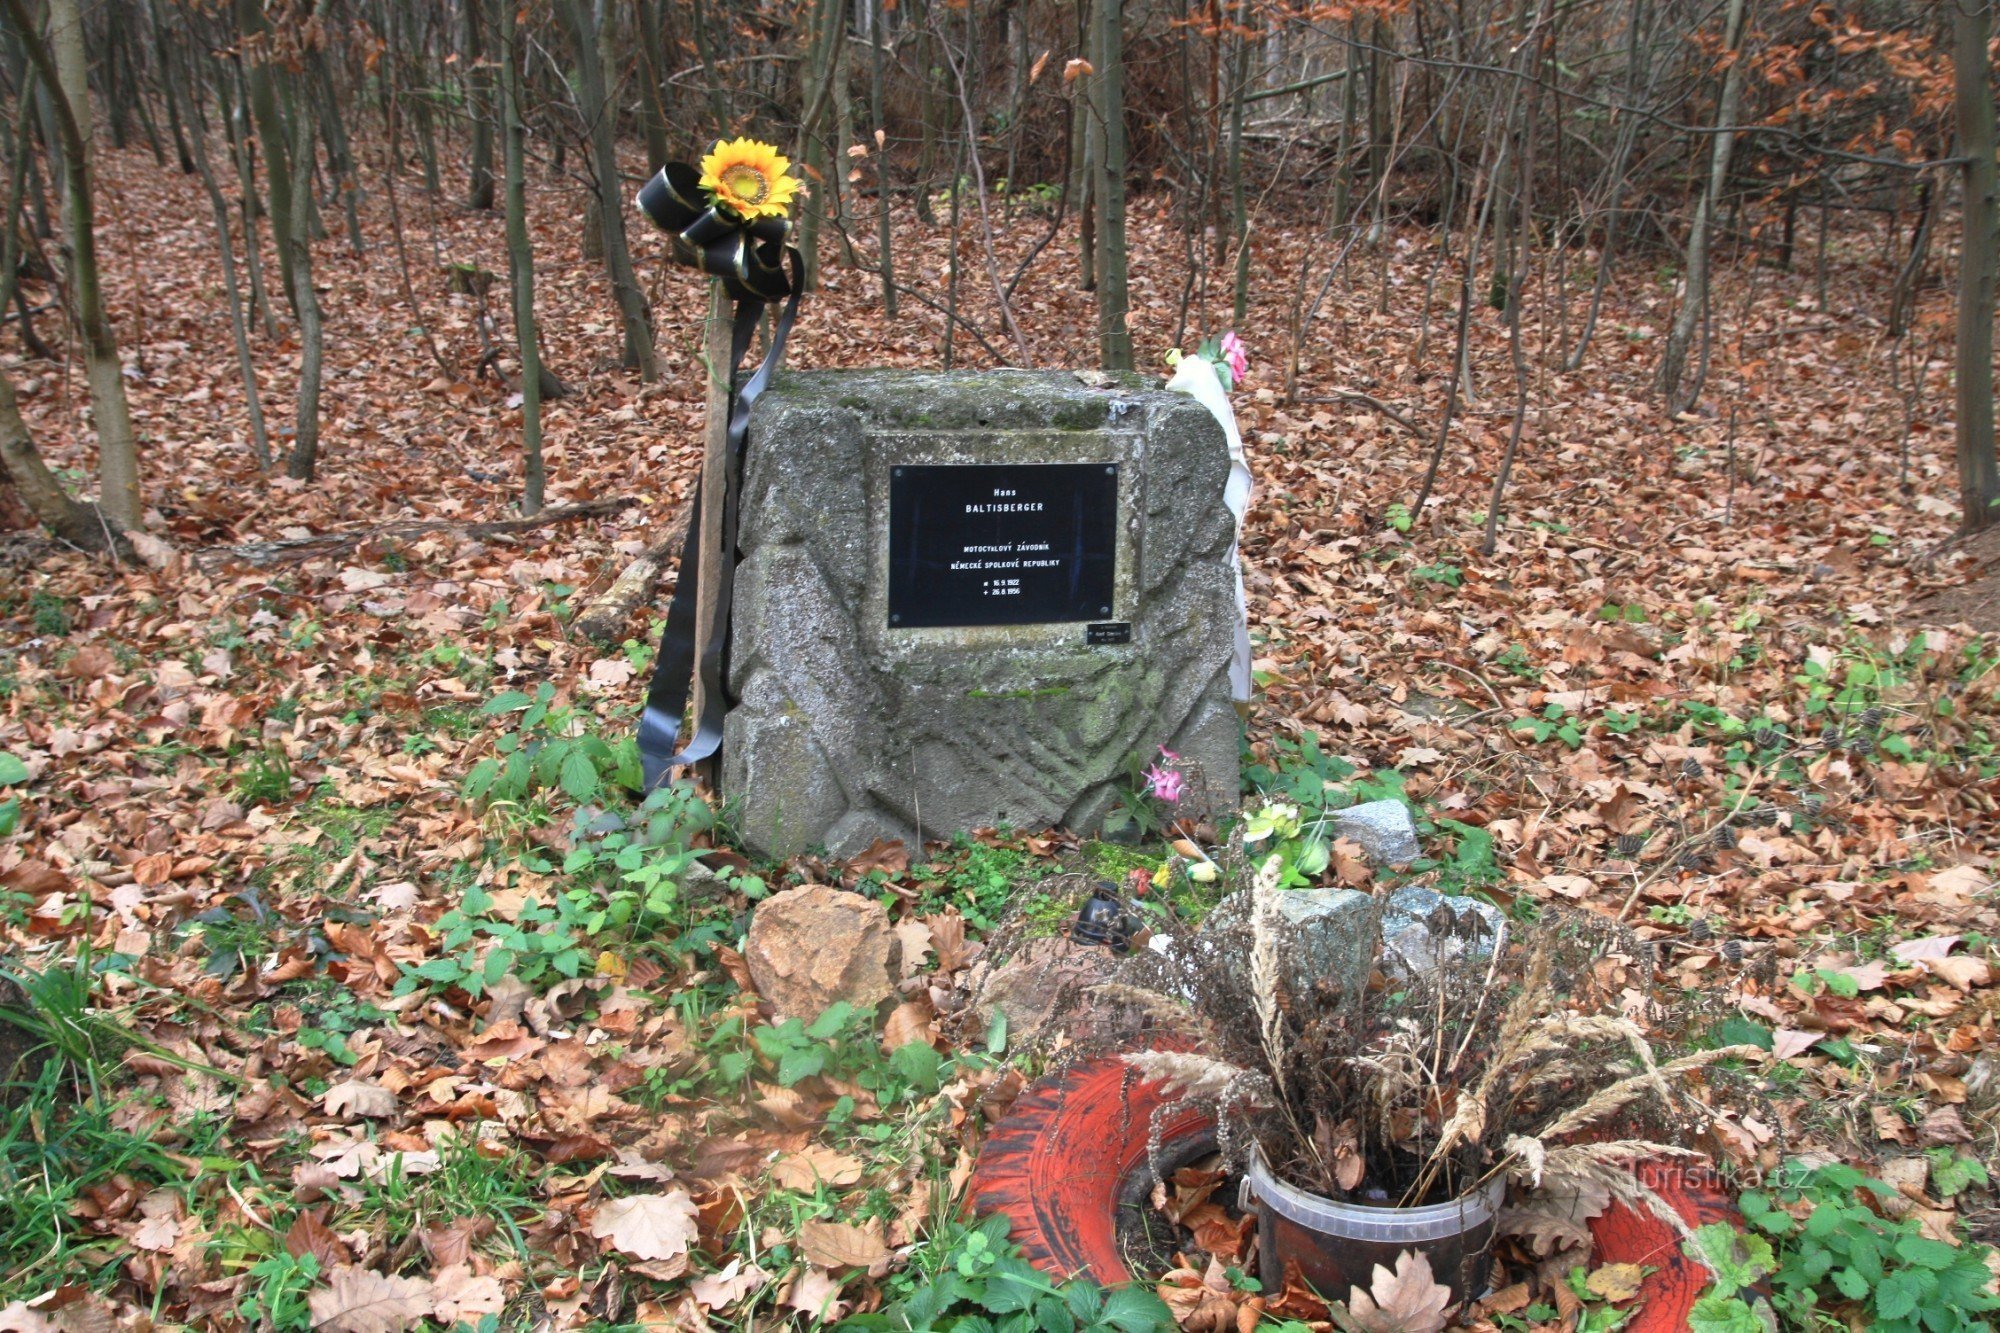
[744,886,895,1022]
[967,935,1148,1047]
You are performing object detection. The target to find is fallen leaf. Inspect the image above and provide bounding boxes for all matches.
[782,1267,848,1322]
[1343,1249,1453,1333]
[798,1218,890,1270]
[429,1264,505,1324]
[1585,1262,1646,1303]
[1771,1028,1822,1060]
[771,1146,866,1191]
[323,1081,398,1120]
[589,1191,700,1261]
[689,1257,771,1309]
[307,1266,434,1333]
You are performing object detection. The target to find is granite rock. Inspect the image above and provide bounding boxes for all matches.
[723,370,1241,858]
[1194,886,1377,1001]
[1380,886,1509,981]
[1332,799,1422,865]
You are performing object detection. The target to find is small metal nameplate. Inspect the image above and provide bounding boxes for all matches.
[1086,622,1132,645]
[888,463,1118,628]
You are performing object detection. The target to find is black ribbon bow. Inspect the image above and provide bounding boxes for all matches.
[632,161,804,792]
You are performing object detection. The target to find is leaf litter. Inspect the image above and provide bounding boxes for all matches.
[0,132,1995,1331]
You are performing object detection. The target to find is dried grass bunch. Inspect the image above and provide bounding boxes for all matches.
[1112,885,1759,1214]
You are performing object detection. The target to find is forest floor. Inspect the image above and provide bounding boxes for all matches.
[1,141,1998,1332]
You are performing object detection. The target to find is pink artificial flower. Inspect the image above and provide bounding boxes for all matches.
[1157,746,1182,764]
[1219,331,1249,384]
[1146,764,1186,804]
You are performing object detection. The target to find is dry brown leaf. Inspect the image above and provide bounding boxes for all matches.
[429,1264,505,1325]
[893,919,934,977]
[323,1081,398,1120]
[689,1257,771,1309]
[1497,1175,1612,1256]
[589,1191,700,1261]
[771,1146,866,1191]
[882,999,937,1053]
[1585,1262,1647,1303]
[1342,1249,1453,1333]
[782,1267,848,1322]
[798,1218,890,1270]
[307,1266,434,1333]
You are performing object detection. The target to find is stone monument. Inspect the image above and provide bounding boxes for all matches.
[721,369,1240,858]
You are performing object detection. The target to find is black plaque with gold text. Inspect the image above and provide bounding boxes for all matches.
[887,463,1118,628]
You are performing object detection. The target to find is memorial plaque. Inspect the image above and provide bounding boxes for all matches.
[887,462,1119,628]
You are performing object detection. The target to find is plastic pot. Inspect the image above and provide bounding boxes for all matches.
[1244,1150,1505,1309]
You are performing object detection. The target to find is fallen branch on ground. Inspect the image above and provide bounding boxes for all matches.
[195,497,637,570]
[572,500,693,643]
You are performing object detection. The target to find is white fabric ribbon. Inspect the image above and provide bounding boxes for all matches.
[1163,356,1254,703]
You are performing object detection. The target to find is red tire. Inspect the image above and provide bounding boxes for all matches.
[969,1052,1213,1283]
[969,1054,1733,1331]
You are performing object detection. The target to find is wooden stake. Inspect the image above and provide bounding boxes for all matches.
[687,278,735,786]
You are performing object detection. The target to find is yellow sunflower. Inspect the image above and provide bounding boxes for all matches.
[698,137,800,221]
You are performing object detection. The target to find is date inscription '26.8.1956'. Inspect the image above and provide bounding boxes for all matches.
[887,462,1118,628]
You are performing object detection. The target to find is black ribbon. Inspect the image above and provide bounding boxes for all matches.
[633,162,803,792]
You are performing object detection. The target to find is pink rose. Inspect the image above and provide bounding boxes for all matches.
[1219,331,1249,384]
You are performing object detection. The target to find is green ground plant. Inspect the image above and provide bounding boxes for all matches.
[1688,1160,2000,1333]
[839,1213,1173,1332]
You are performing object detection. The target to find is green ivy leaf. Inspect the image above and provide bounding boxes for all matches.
[0,753,29,785]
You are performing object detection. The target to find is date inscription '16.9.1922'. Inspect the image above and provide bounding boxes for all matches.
[887,462,1118,628]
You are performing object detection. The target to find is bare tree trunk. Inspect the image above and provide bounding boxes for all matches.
[1226,28,1251,324]
[14,0,144,532]
[633,0,671,172]
[1091,0,1131,368]
[0,60,101,546]
[868,0,897,316]
[219,65,279,340]
[286,107,325,481]
[1954,0,1999,531]
[500,0,546,514]
[171,31,270,467]
[1657,0,1746,414]
[0,371,107,548]
[557,0,659,379]
[235,0,297,312]
[794,0,845,289]
[465,0,495,210]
